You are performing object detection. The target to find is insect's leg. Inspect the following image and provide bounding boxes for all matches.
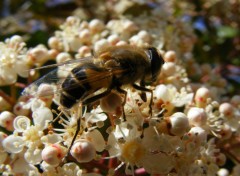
[82,89,112,105]
[139,80,147,102]
[132,83,153,116]
[116,87,127,121]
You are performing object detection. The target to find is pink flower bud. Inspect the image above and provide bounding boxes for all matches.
[164,50,177,62]
[219,103,234,117]
[41,144,66,166]
[195,87,210,108]
[89,19,105,33]
[0,111,15,131]
[187,107,207,127]
[13,102,30,116]
[70,140,96,163]
[107,34,120,45]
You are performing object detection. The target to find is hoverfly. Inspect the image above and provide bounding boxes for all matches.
[23,45,164,115]
[23,45,164,164]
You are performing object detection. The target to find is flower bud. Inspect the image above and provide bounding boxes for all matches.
[9,35,23,44]
[195,87,210,108]
[107,34,120,45]
[28,46,49,64]
[78,46,91,57]
[70,140,96,163]
[13,102,30,116]
[56,52,71,64]
[94,39,109,53]
[79,29,91,43]
[169,112,189,136]
[164,50,176,62]
[187,107,207,127]
[219,124,232,140]
[161,62,176,76]
[48,37,61,50]
[215,153,226,166]
[41,144,66,166]
[230,95,240,107]
[89,19,105,33]
[217,168,229,176]
[123,20,138,32]
[0,111,15,131]
[116,40,128,46]
[219,103,234,117]
[66,16,79,25]
[187,126,207,145]
[0,132,8,151]
[138,30,151,43]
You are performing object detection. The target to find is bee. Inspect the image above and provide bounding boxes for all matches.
[24,45,164,115]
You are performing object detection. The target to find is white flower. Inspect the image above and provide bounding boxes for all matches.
[32,107,53,130]
[2,135,25,153]
[154,84,193,115]
[0,35,29,86]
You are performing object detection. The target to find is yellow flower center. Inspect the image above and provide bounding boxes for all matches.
[121,139,145,165]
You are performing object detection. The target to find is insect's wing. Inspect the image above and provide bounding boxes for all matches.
[22,56,94,97]
[22,67,64,97]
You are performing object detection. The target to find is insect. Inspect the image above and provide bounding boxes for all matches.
[23,45,164,164]
[24,45,164,115]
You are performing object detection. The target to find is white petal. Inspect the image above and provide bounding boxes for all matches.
[16,59,29,77]
[41,133,62,144]
[86,130,105,152]
[32,107,53,130]
[155,84,170,102]
[2,135,24,153]
[14,116,31,132]
[107,133,119,157]
[25,148,42,164]
[0,66,17,86]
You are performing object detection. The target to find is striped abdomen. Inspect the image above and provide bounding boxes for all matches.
[60,63,111,108]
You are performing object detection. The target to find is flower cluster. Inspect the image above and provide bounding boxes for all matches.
[0,1,240,176]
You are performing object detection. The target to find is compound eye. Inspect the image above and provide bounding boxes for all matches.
[148,47,164,82]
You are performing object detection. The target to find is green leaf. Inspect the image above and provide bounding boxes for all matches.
[217,26,238,38]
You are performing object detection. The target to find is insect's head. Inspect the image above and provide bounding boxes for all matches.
[147,47,165,82]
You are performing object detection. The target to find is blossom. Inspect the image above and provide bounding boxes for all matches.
[0,35,29,86]
[0,2,239,175]
[154,84,193,116]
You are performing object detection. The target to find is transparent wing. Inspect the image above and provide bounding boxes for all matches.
[31,56,94,71]
[22,55,126,99]
[22,56,95,97]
